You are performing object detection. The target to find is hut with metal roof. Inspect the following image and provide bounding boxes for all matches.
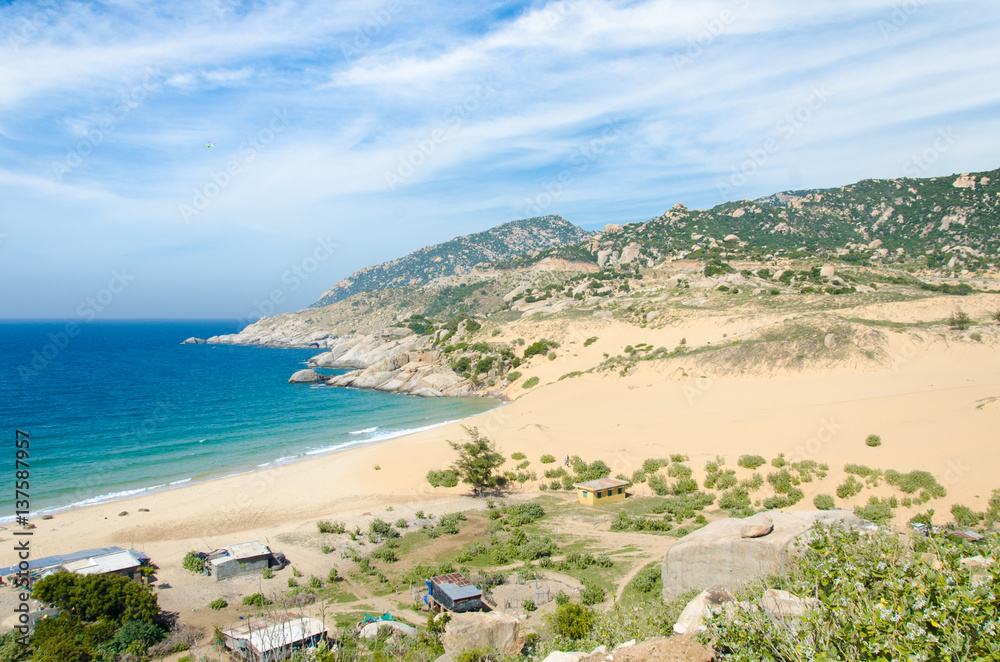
[424,573,483,613]
[221,613,327,661]
[573,478,629,506]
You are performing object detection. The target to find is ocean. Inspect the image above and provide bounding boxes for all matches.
[0,320,498,519]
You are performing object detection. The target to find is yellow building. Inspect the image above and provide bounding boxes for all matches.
[573,478,629,506]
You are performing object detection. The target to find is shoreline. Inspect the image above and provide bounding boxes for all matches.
[3,398,505,526]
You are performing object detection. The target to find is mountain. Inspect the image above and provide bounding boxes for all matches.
[311,215,592,307]
[509,168,1000,273]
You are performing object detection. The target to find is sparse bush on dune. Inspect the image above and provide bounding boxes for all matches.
[813,493,835,510]
[738,455,766,470]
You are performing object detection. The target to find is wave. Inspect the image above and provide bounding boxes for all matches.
[349,426,379,435]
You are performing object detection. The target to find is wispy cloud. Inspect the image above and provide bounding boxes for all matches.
[2,0,999,317]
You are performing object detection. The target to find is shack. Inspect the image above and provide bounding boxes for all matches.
[0,546,149,582]
[221,613,327,661]
[424,572,483,613]
[62,549,145,579]
[208,540,276,581]
[573,478,629,506]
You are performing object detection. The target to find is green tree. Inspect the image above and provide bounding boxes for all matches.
[32,573,159,624]
[448,426,508,496]
[548,602,596,639]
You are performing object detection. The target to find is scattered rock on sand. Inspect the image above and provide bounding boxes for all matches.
[824,333,836,349]
[740,514,773,538]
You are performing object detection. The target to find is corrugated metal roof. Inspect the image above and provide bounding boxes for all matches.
[226,540,271,560]
[0,547,148,577]
[431,573,482,601]
[573,478,630,490]
[223,615,326,654]
[63,550,142,575]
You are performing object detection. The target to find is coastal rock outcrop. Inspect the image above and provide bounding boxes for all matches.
[288,369,323,383]
[181,337,206,344]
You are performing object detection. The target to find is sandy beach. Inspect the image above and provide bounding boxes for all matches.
[2,299,998,646]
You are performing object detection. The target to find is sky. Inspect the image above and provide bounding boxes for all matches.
[2,0,999,320]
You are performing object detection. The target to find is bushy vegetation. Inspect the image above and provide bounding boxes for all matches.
[426,469,460,488]
[540,454,556,464]
[523,376,540,389]
[737,454,766,470]
[209,598,227,610]
[865,434,882,447]
[813,493,835,510]
[705,523,1000,660]
[181,551,205,573]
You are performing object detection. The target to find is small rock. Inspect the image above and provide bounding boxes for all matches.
[820,265,836,279]
[759,589,819,619]
[673,583,735,634]
[118,511,128,517]
[645,311,660,323]
[868,239,883,249]
[724,234,740,242]
[181,337,206,344]
[824,334,836,349]
[593,310,613,318]
[138,508,150,512]
[740,514,773,538]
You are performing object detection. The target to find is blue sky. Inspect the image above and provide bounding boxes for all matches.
[2,0,999,319]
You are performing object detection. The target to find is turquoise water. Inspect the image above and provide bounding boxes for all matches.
[0,320,498,518]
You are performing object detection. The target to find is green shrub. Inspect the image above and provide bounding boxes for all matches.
[580,584,606,606]
[719,487,751,510]
[507,371,522,382]
[181,552,206,573]
[884,469,946,498]
[540,454,556,464]
[584,336,598,347]
[262,567,273,579]
[951,504,984,528]
[866,434,882,447]
[813,494,835,510]
[668,463,692,479]
[855,496,895,525]
[522,599,537,612]
[670,454,688,463]
[317,520,345,534]
[642,457,669,473]
[548,602,595,639]
[737,455,766,470]
[287,577,298,588]
[209,598,227,610]
[771,453,787,468]
[523,376,540,389]
[836,476,863,499]
[308,575,322,588]
[242,593,271,606]
[511,452,527,460]
[327,567,339,583]
[427,469,460,488]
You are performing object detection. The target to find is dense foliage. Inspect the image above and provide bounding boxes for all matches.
[705,523,1000,661]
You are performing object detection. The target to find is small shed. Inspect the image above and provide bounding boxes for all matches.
[209,540,273,581]
[221,613,327,661]
[424,573,483,613]
[573,478,629,506]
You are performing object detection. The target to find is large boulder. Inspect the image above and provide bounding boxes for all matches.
[441,612,525,656]
[673,584,735,635]
[288,369,323,383]
[662,510,865,601]
[578,636,714,662]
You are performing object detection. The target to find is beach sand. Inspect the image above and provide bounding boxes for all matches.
[2,300,998,648]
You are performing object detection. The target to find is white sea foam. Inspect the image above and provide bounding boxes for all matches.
[349,426,379,435]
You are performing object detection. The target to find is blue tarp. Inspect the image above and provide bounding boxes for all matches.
[0,546,149,577]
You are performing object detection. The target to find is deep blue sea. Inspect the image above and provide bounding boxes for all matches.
[0,320,498,519]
